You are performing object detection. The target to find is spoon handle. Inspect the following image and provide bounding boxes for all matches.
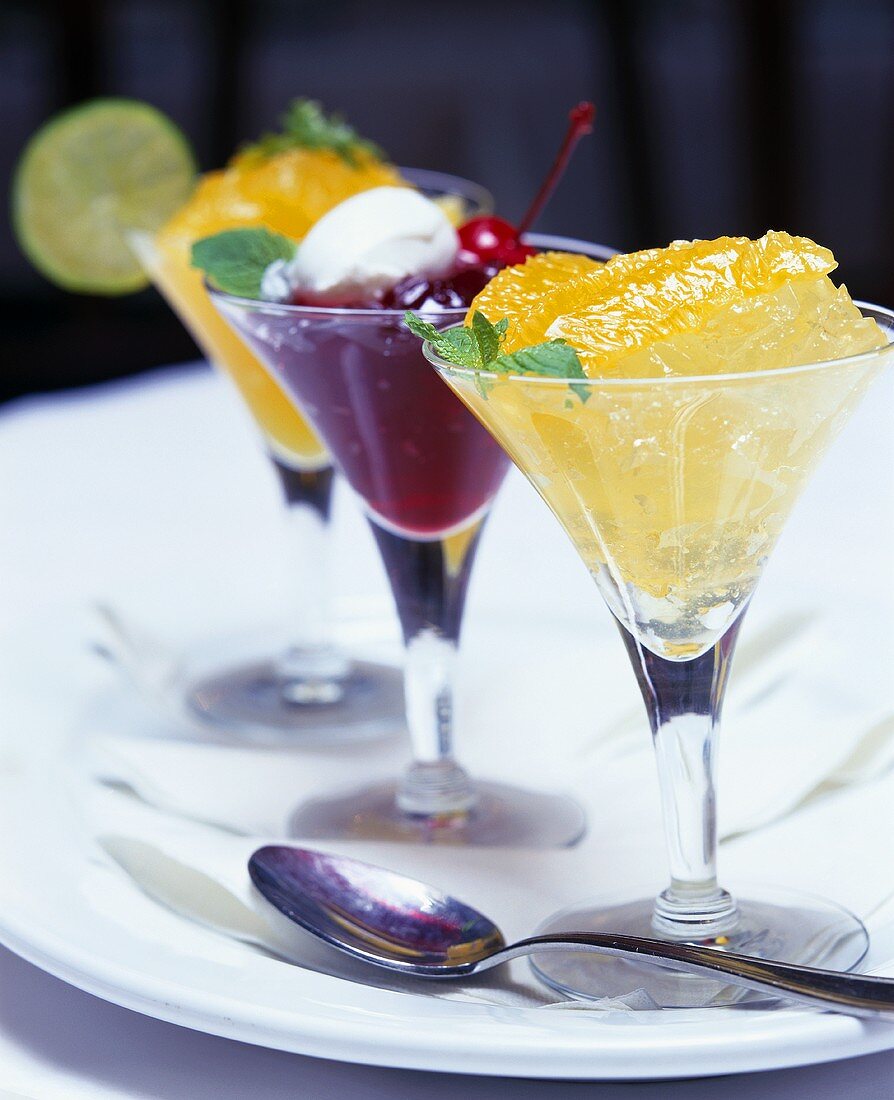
[495,933,893,1017]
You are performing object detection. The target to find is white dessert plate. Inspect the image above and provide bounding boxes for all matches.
[0,608,893,1083]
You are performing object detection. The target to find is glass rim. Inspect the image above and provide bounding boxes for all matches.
[398,165,494,218]
[423,300,894,388]
[206,233,617,320]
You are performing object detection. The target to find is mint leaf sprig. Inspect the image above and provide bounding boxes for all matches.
[191,227,296,299]
[405,310,590,402]
[239,99,384,169]
[404,312,507,369]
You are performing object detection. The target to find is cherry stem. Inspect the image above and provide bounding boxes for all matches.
[515,101,596,240]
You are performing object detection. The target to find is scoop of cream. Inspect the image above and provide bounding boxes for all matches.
[262,186,459,303]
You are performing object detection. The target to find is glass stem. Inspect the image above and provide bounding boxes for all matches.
[370,518,485,817]
[270,456,349,702]
[619,615,745,938]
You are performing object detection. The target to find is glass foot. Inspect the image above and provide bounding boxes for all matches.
[186,658,405,746]
[530,885,869,1008]
[288,779,586,847]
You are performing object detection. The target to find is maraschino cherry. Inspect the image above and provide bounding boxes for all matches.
[457,101,596,268]
[456,216,529,266]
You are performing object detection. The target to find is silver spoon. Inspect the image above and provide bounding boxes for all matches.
[249,845,894,1017]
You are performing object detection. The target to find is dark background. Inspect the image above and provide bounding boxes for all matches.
[3,0,894,403]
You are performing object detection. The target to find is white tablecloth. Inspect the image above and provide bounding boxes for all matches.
[1,361,893,1096]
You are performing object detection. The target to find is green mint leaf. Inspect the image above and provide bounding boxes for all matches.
[239,99,384,168]
[491,338,591,401]
[491,340,590,399]
[191,227,296,299]
[406,311,589,402]
[473,372,494,400]
[490,339,585,380]
[469,311,507,364]
[404,310,508,370]
[403,312,482,367]
[403,312,444,347]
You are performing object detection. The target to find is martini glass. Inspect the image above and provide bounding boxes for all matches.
[210,233,613,845]
[128,169,490,744]
[427,302,894,997]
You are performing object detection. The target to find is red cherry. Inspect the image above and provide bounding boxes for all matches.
[457,216,519,262]
[497,242,537,266]
[457,217,540,269]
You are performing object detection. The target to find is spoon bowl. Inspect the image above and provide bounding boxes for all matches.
[249,845,504,975]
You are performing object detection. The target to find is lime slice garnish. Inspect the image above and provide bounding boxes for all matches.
[12,98,196,295]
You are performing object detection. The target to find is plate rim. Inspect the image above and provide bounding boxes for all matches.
[1,839,893,1080]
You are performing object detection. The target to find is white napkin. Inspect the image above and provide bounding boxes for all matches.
[84,767,894,1012]
[89,786,657,1011]
[89,609,894,844]
[79,606,894,1011]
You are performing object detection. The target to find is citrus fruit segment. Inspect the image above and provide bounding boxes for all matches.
[470,231,885,377]
[157,147,403,251]
[608,277,887,379]
[466,250,603,327]
[12,98,195,295]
